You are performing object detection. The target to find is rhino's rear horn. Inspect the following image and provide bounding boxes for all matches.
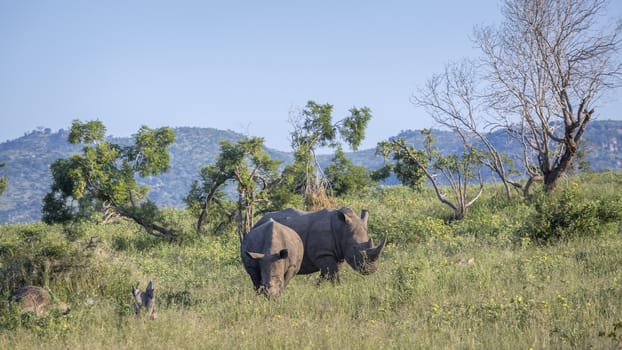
[360,210,369,227]
[365,234,387,262]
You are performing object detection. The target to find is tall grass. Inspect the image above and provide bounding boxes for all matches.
[1,172,621,349]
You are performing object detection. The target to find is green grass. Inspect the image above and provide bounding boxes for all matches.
[1,172,622,349]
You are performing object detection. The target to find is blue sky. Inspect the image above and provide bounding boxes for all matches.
[1,1,621,151]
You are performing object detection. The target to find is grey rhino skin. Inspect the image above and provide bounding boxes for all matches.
[254,207,387,282]
[8,286,71,316]
[241,218,304,296]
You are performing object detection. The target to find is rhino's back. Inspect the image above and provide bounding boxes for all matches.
[8,286,53,315]
[256,208,335,239]
[243,219,302,255]
[256,209,340,275]
[271,220,304,265]
[9,286,51,305]
[242,219,276,255]
[8,286,70,316]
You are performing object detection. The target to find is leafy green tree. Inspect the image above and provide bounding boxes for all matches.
[289,100,372,209]
[0,162,6,196]
[186,137,281,240]
[374,141,428,191]
[325,148,376,196]
[376,130,484,220]
[42,120,177,239]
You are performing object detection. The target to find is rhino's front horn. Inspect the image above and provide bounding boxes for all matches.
[365,234,387,262]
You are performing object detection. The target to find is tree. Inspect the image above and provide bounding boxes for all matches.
[185,137,281,240]
[0,162,6,196]
[412,59,522,199]
[289,101,372,209]
[325,148,376,196]
[372,140,428,191]
[376,130,484,220]
[474,0,622,192]
[42,120,178,239]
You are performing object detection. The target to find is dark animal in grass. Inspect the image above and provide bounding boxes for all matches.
[241,219,304,296]
[8,285,71,316]
[132,280,157,319]
[254,207,387,282]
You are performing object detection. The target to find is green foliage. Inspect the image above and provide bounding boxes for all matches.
[337,106,372,151]
[376,130,485,219]
[41,120,176,239]
[325,148,376,196]
[521,183,621,244]
[0,305,72,337]
[68,119,106,145]
[293,101,337,150]
[125,126,176,177]
[186,137,282,236]
[264,164,303,210]
[291,101,372,155]
[374,139,427,190]
[0,223,123,296]
[0,162,7,196]
[289,100,372,208]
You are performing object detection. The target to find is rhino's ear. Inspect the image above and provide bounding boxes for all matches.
[247,252,265,260]
[278,249,289,260]
[338,207,354,224]
[146,280,154,297]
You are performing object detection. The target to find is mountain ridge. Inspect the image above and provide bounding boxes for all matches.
[1,121,621,224]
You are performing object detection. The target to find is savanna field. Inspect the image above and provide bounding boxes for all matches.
[1,172,621,349]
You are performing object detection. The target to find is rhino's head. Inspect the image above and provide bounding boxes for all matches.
[337,208,387,275]
[247,249,290,297]
[54,302,71,315]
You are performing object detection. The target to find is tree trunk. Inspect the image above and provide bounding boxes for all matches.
[116,206,178,240]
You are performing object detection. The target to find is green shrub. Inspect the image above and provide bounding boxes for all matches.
[0,223,134,308]
[0,224,86,294]
[521,184,606,244]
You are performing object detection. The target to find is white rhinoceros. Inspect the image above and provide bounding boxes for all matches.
[241,218,304,296]
[8,285,71,316]
[254,207,387,282]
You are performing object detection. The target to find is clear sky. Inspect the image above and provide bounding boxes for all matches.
[1,1,621,151]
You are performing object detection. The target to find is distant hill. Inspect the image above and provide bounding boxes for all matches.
[0,127,292,223]
[1,120,621,224]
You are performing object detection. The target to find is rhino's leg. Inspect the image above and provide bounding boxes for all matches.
[316,257,341,284]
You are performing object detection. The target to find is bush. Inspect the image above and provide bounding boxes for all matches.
[0,223,134,309]
[0,224,88,295]
[521,184,606,244]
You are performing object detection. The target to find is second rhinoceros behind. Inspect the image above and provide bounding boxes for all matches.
[241,219,304,296]
[8,286,71,317]
[254,207,387,282]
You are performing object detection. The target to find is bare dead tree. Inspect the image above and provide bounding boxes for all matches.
[474,0,622,192]
[412,59,523,199]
